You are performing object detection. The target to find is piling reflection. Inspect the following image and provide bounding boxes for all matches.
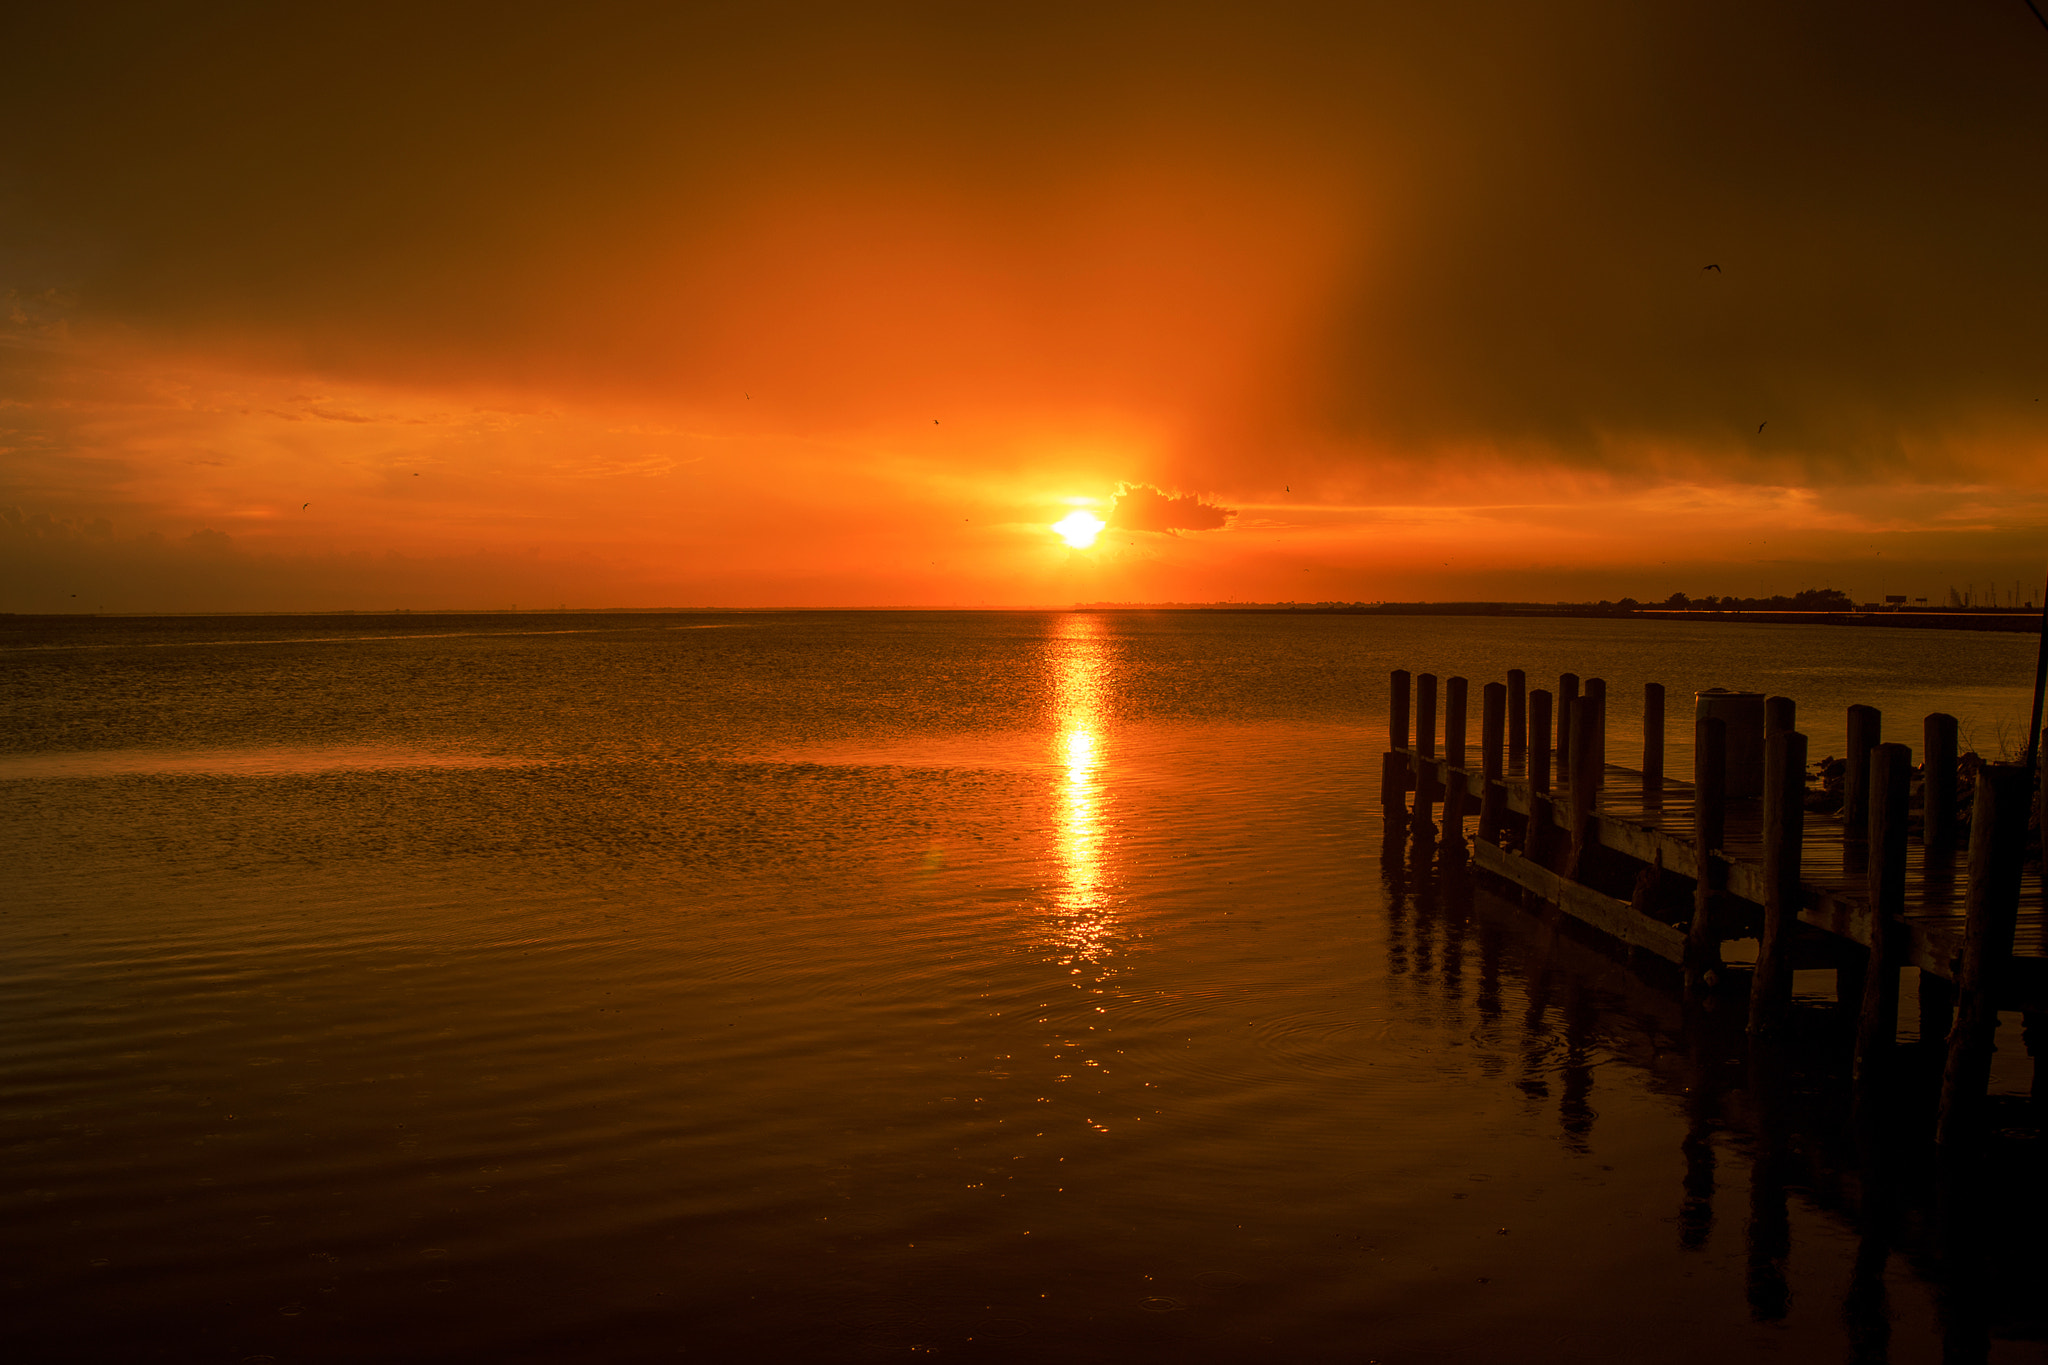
[1375,808,2047,1358]
[1048,614,1115,961]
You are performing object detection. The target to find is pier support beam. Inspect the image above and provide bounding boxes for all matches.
[1750,729,1807,1037]
[1507,669,1527,765]
[1686,715,1728,997]
[1565,694,1603,879]
[1583,677,1606,793]
[1844,704,1882,841]
[1854,743,1911,1102]
[1558,673,1580,776]
[1642,682,1664,804]
[1443,678,1469,855]
[1383,670,1412,816]
[1479,682,1506,844]
[1937,763,2031,1148]
[1410,674,1438,841]
[1765,696,1795,744]
[1530,689,1554,795]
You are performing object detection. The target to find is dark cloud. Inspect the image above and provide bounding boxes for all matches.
[1107,484,1233,534]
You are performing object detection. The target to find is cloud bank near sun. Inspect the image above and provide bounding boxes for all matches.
[4,2,2048,610]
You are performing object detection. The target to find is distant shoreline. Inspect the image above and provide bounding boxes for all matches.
[1076,603,2046,633]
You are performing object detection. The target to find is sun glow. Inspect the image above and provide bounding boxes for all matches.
[1052,511,1106,549]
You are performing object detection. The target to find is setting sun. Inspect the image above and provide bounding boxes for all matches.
[1052,511,1106,549]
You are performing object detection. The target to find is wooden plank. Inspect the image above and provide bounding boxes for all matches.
[1473,837,1687,964]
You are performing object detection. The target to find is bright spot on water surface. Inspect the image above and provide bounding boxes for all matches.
[1050,614,1113,960]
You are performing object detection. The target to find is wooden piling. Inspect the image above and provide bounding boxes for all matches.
[1749,729,1807,1036]
[1411,674,1438,840]
[1565,694,1603,879]
[1558,673,1580,773]
[1417,674,1437,759]
[1924,712,1959,860]
[1853,743,1911,1096]
[1381,751,1409,815]
[1844,705,1882,840]
[1583,678,1607,792]
[1443,678,1469,853]
[1766,696,1795,741]
[1390,669,1412,752]
[1937,762,2032,1148]
[1686,714,1728,994]
[1507,669,1527,762]
[1530,688,1554,794]
[1445,677,1468,770]
[1479,682,1506,843]
[1642,683,1664,798]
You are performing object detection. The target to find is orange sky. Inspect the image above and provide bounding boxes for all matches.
[6,2,2048,611]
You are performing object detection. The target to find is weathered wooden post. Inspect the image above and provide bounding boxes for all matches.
[1445,676,1468,769]
[1381,751,1409,818]
[1527,688,1557,866]
[1844,705,1882,839]
[1765,696,1795,742]
[1417,674,1438,760]
[1749,729,1808,1036]
[1924,712,1959,860]
[1583,677,1606,792]
[1558,673,1580,773]
[1565,694,1603,878]
[1686,714,1728,996]
[1937,762,2031,1148]
[1479,681,1506,843]
[1507,669,1527,764]
[1642,682,1665,800]
[1443,676,1469,852]
[1411,673,1439,838]
[1853,743,1911,1098]
[1383,670,1413,815]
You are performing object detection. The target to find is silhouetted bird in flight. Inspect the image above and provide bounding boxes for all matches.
[1756,421,1766,434]
[1702,264,1721,273]
[302,502,310,510]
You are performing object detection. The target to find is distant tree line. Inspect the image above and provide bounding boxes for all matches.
[1652,588,1855,612]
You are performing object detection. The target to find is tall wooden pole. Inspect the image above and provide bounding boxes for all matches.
[1479,682,1506,843]
[1686,715,1728,996]
[1844,705,1882,840]
[1507,669,1527,764]
[1937,763,2031,1148]
[1750,729,1808,1037]
[1853,743,1911,1100]
[1642,682,1665,799]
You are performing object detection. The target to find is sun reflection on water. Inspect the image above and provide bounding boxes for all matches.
[1050,615,1115,960]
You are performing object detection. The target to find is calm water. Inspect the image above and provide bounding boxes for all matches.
[3,610,2044,1363]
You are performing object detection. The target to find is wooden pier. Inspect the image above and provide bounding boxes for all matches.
[1381,668,2048,1145]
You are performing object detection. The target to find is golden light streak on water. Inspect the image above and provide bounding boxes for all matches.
[1050,614,1114,960]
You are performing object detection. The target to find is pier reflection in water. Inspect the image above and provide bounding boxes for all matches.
[1383,818,2048,1363]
